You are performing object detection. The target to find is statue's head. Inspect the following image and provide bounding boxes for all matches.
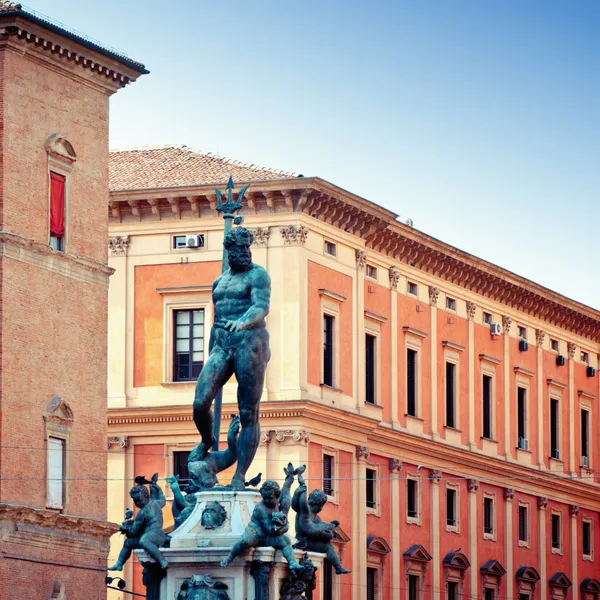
[224,227,253,271]
[188,460,218,490]
[307,489,328,514]
[260,480,281,507]
[129,484,149,508]
[201,501,227,530]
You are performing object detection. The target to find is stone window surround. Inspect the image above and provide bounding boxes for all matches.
[445,481,460,534]
[550,508,563,555]
[518,501,531,548]
[364,316,383,407]
[406,473,421,526]
[480,358,498,442]
[319,289,346,393]
[582,516,594,561]
[404,328,426,425]
[443,346,462,437]
[515,371,532,454]
[365,462,381,517]
[483,491,497,541]
[322,446,339,506]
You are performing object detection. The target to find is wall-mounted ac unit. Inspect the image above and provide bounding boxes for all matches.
[587,366,596,378]
[518,437,529,451]
[490,322,501,336]
[186,234,202,248]
[519,340,529,352]
[556,355,565,366]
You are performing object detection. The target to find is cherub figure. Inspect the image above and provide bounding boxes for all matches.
[220,463,305,570]
[291,474,351,575]
[165,474,200,530]
[187,415,241,490]
[108,474,169,571]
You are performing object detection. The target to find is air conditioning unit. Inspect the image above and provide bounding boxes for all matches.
[551,448,560,460]
[587,366,596,378]
[490,322,502,336]
[186,234,201,248]
[518,437,529,451]
[519,340,529,352]
[582,456,590,469]
[556,355,565,366]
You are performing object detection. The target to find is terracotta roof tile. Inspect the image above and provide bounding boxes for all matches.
[109,145,295,191]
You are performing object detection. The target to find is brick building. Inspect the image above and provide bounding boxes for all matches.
[106,146,600,600]
[0,3,145,598]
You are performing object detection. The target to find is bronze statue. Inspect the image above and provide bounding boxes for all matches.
[165,474,199,530]
[192,227,271,490]
[201,501,227,530]
[220,463,304,570]
[177,575,229,600]
[291,475,351,575]
[279,553,317,600]
[108,474,169,571]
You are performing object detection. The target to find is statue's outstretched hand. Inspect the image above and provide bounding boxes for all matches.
[224,320,245,332]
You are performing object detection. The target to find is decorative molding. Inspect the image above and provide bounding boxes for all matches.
[251,227,270,247]
[535,329,546,346]
[260,431,272,444]
[568,342,577,359]
[274,430,310,445]
[514,366,535,377]
[467,479,479,493]
[479,354,501,365]
[156,284,212,295]
[355,249,368,269]
[45,133,76,164]
[364,310,388,323]
[578,390,597,401]
[403,326,428,338]
[107,436,129,450]
[429,469,442,483]
[503,488,515,501]
[537,497,548,509]
[318,288,347,303]
[356,446,370,460]
[547,378,568,390]
[43,396,74,425]
[428,286,440,306]
[466,301,477,321]
[442,340,466,352]
[569,504,580,517]
[502,315,512,334]
[389,458,403,473]
[280,224,308,245]
[389,267,400,290]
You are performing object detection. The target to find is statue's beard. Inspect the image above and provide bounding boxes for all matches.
[229,251,251,270]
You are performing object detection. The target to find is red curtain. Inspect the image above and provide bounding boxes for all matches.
[50,172,65,237]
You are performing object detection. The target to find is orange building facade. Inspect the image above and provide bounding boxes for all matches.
[106,146,600,600]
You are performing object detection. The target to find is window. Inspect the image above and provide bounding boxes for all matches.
[47,437,65,509]
[323,314,335,386]
[174,309,205,381]
[581,409,590,464]
[324,240,337,256]
[482,374,493,439]
[366,264,378,279]
[173,234,205,249]
[583,520,592,557]
[365,333,376,405]
[484,589,495,600]
[518,504,529,543]
[484,496,494,535]
[366,468,376,509]
[323,559,333,600]
[447,581,458,600]
[518,326,527,340]
[517,387,527,447]
[551,512,561,550]
[323,454,334,496]
[50,171,66,251]
[446,297,456,311]
[550,399,560,459]
[581,351,589,364]
[408,281,418,296]
[483,311,492,325]
[408,574,419,600]
[407,348,418,416]
[446,487,457,528]
[173,451,191,486]
[551,339,559,352]
[445,362,456,428]
[407,478,418,519]
[367,567,376,600]
[518,595,530,600]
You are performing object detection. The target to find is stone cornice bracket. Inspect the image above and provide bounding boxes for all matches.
[356,445,370,460]
[260,431,272,444]
[251,227,270,247]
[502,315,512,335]
[568,342,577,360]
[467,479,479,493]
[569,504,580,517]
[280,224,308,245]
[430,469,442,483]
[535,329,545,346]
[537,497,548,509]
[107,436,129,450]
[167,196,181,219]
[109,235,129,256]
[503,488,515,501]
[389,266,400,290]
[466,301,477,321]
[274,429,310,445]
[281,189,293,210]
[429,286,439,307]
[389,458,403,472]
[355,249,368,269]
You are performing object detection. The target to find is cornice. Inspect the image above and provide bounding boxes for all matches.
[578,390,597,401]
[547,378,568,390]
[442,340,466,352]
[403,326,428,338]
[364,310,387,323]
[318,288,347,303]
[479,354,501,365]
[514,366,535,377]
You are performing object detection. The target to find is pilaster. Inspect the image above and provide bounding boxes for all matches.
[352,445,369,600]
[504,488,514,600]
[467,301,476,449]
[568,342,576,473]
[502,316,512,458]
[390,268,400,427]
[429,287,440,439]
[570,504,579,590]
[389,458,402,597]
[355,251,367,411]
[536,330,545,468]
[537,497,548,599]
[467,479,479,599]
[430,469,442,600]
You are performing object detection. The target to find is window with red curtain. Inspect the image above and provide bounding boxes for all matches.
[50,172,65,239]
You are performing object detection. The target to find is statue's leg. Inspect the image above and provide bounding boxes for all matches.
[192,345,233,451]
[220,530,262,567]
[231,330,269,489]
[277,538,301,570]
[107,540,134,570]
[140,534,168,569]
[326,543,351,574]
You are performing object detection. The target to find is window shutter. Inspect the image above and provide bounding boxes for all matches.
[366,568,376,600]
[47,437,64,508]
[50,172,65,237]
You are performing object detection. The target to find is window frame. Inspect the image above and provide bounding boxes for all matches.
[483,493,496,540]
[482,372,494,440]
[172,233,206,251]
[323,313,336,387]
[551,510,563,554]
[445,360,458,429]
[483,311,493,325]
[46,435,67,510]
[46,140,75,253]
[172,308,206,382]
[517,325,527,341]
[322,448,339,504]
[550,397,561,460]
[407,281,418,297]
[445,483,460,533]
[366,565,380,600]
[366,264,378,280]
[518,502,530,547]
[324,239,337,257]
[365,465,379,515]
[365,332,378,405]
[517,385,529,449]
[406,346,419,417]
[582,517,593,560]
[551,339,559,353]
[406,474,421,525]
[581,407,591,466]
[446,296,456,311]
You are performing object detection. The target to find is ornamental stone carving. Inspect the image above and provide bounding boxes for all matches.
[109,235,129,256]
[43,396,74,425]
[251,227,270,247]
[355,250,368,269]
[466,301,477,321]
[280,224,308,245]
[389,458,403,472]
[537,497,548,509]
[467,479,479,493]
[201,501,227,530]
[503,488,515,500]
[356,446,370,460]
[535,329,546,346]
[107,436,129,450]
[502,315,512,335]
[274,430,310,445]
[260,431,272,444]
[389,267,400,290]
[428,286,440,306]
[568,342,577,359]
[430,469,442,483]
[569,504,580,517]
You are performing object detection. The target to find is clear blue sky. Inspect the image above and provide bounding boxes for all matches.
[29,0,599,310]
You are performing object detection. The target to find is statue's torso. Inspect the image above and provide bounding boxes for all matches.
[213,265,265,325]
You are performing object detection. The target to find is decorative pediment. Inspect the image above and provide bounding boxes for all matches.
[480,560,506,578]
[367,536,391,554]
[403,544,432,563]
[581,578,600,593]
[549,572,572,589]
[443,551,470,571]
[43,396,74,424]
[332,524,350,544]
[516,566,541,584]
[44,133,76,163]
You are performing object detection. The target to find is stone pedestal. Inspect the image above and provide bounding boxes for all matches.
[136,490,324,600]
